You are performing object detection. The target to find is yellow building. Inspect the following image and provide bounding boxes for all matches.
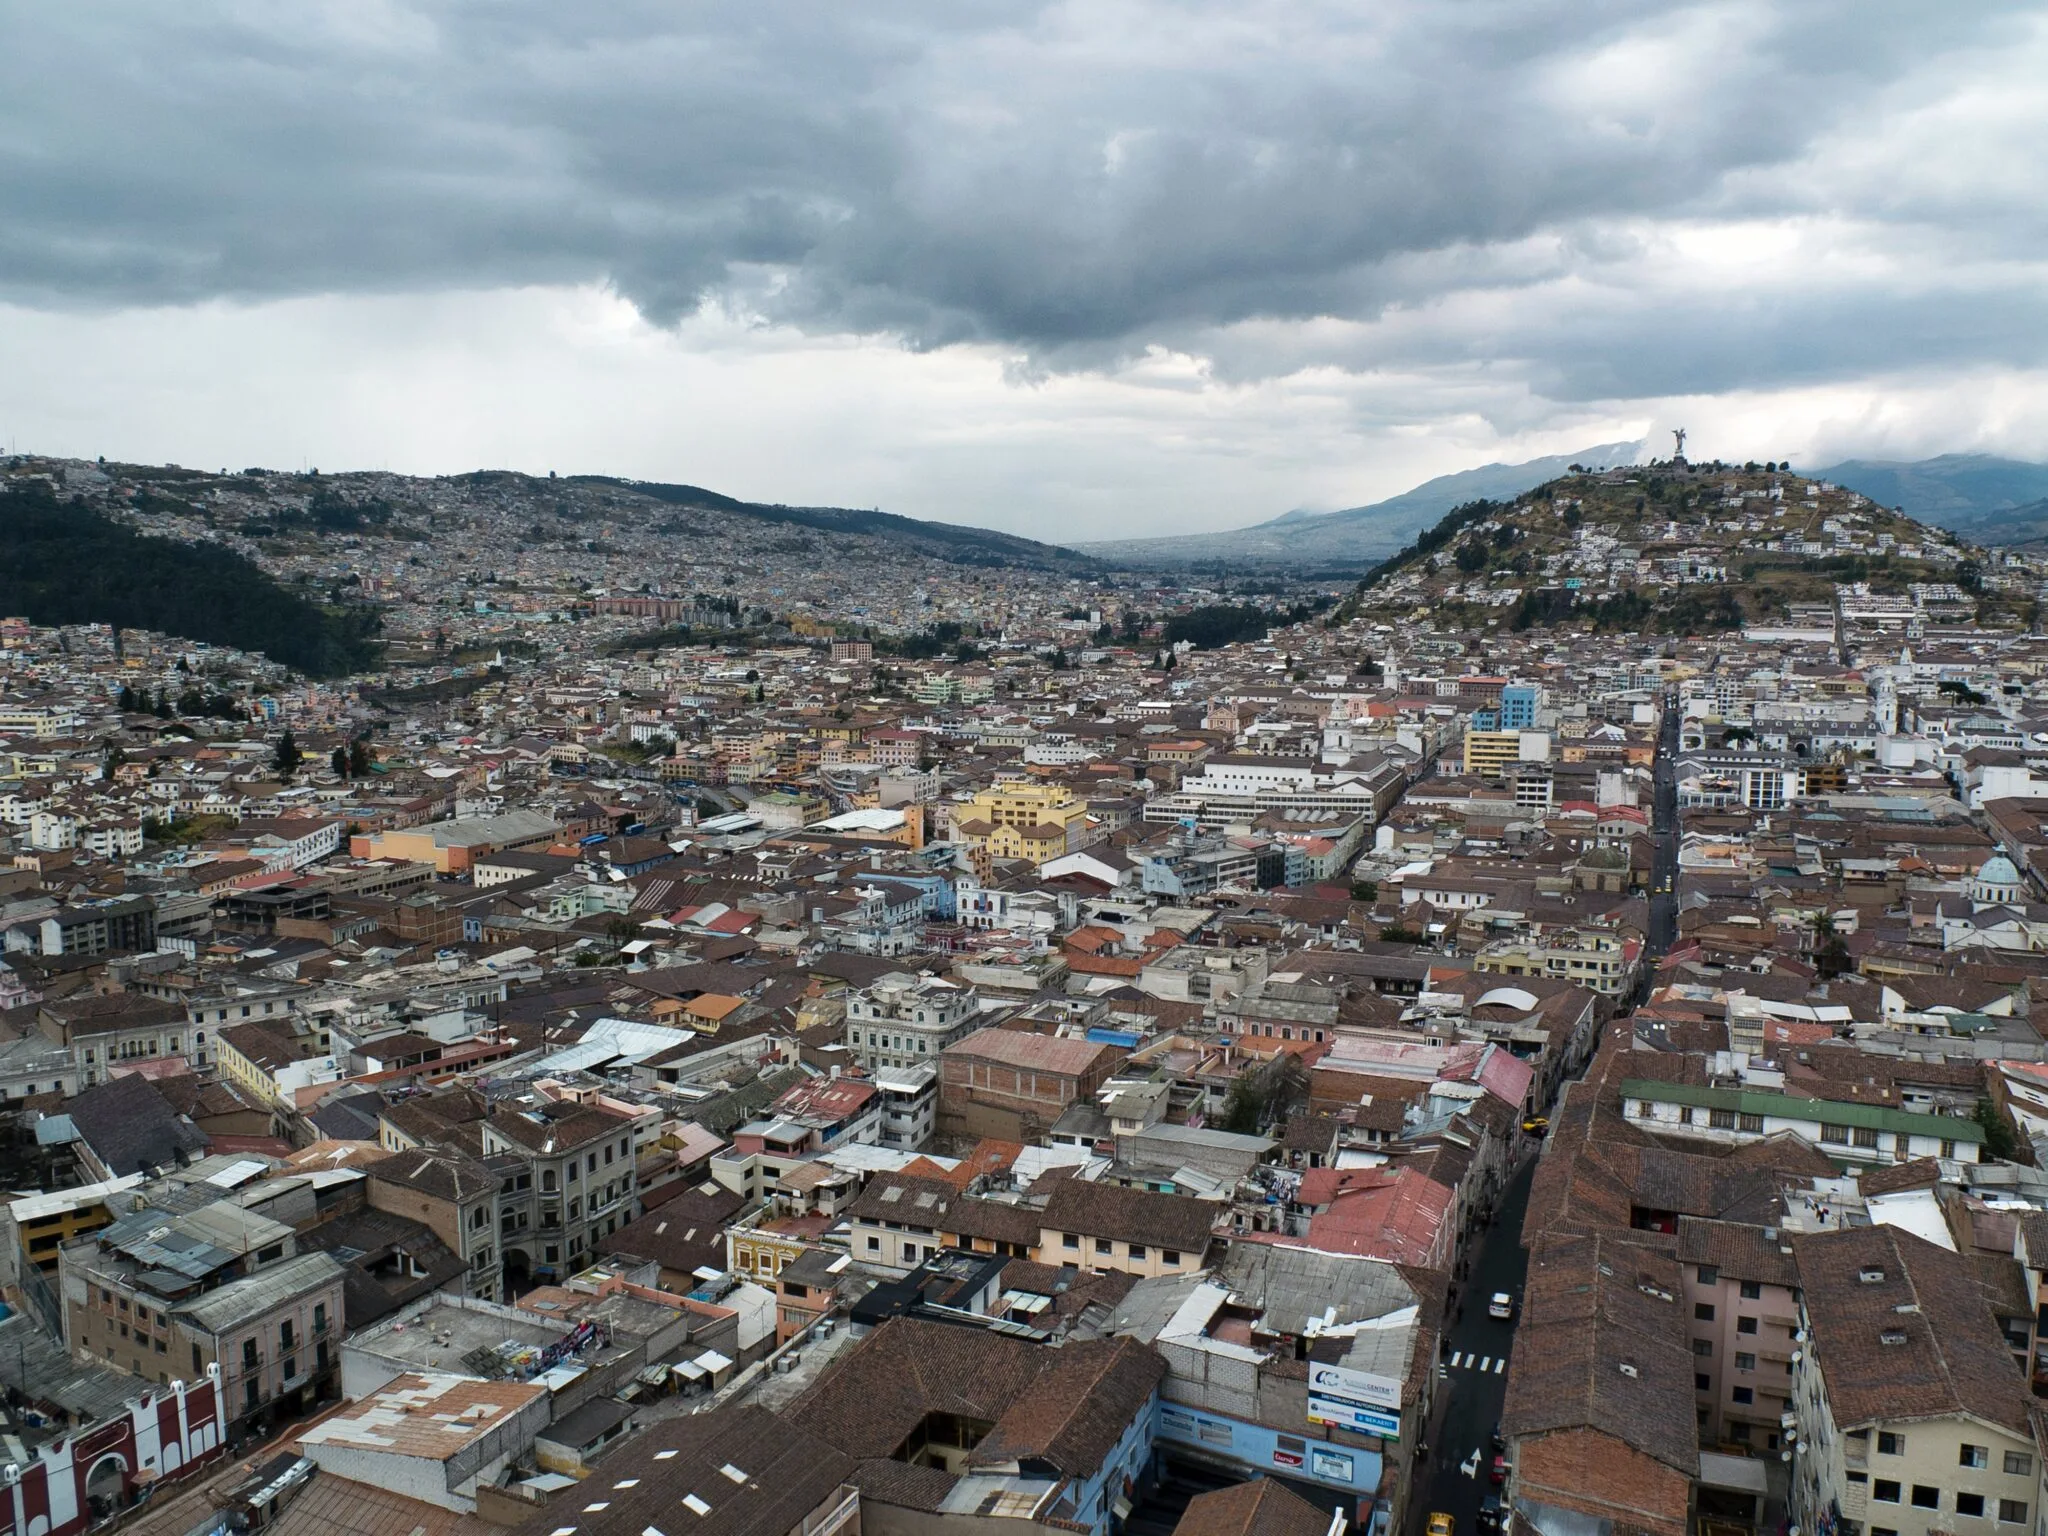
[1464,729,1540,778]
[951,783,1092,868]
[9,1176,144,1275]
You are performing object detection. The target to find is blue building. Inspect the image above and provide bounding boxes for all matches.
[1500,684,1540,730]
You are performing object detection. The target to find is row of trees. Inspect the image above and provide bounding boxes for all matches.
[117,684,243,719]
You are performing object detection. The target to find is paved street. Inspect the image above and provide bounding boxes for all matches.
[1410,1158,1537,1536]
[1647,696,1680,961]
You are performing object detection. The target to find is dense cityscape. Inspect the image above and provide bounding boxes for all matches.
[7,441,2048,1536]
[8,8,2048,1536]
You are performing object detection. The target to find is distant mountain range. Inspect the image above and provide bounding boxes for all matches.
[1810,454,2048,546]
[1079,441,1646,566]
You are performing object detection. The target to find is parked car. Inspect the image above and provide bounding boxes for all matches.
[1490,1455,1509,1486]
[1490,1421,1505,1451]
[1521,1116,1549,1134]
[1489,1291,1515,1320]
[1478,1496,1504,1531]
[1428,1514,1456,1536]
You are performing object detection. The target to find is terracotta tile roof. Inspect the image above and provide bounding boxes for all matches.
[788,1316,1164,1481]
[1173,1478,1333,1536]
[1040,1178,1219,1253]
[1795,1225,2034,1437]
[1501,1231,1697,1478]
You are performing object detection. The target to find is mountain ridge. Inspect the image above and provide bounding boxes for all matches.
[1080,440,1646,565]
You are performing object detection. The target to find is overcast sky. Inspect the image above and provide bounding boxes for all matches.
[5,1,2048,539]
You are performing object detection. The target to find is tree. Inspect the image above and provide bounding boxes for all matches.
[117,684,138,712]
[102,741,126,780]
[350,737,374,776]
[1975,1097,2023,1163]
[272,728,303,779]
[331,746,350,779]
[1811,910,1850,980]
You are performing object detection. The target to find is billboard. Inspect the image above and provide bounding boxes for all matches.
[1307,1362,1402,1409]
[1308,1394,1402,1439]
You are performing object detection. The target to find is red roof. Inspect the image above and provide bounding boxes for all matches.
[1298,1167,1451,1267]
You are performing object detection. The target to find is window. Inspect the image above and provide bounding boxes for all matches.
[1962,1446,1989,1470]
[568,1161,580,1183]
[1695,1302,1716,1322]
[1911,1487,1940,1510]
[1854,1127,1881,1149]
[192,1344,202,1373]
[1709,1108,1737,1130]
[1697,1265,1719,1285]
[1737,1316,1758,1335]
[1735,1352,1756,1371]
[1693,1339,1713,1357]
[1822,1124,1850,1144]
[1128,1245,1147,1260]
[1163,1250,1181,1266]
[1096,1238,1113,1255]
[1740,1280,1762,1300]
[1879,1433,1906,1455]
[1957,1495,1985,1519]
[902,1242,918,1262]
[1871,1528,1899,1536]
[1732,1387,1753,1404]
[2004,1452,2032,1477]
[279,1320,294,1350]
[1873,1482,1901,1504]
[2000,1502,2028,1525]
[1696,1373,1711,1391]
[1063,1233,1079,1250]
[1738,1114,1765,1133]
[542,1170,557,1192]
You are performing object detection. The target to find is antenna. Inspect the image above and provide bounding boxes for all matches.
[1672,428,1687,461]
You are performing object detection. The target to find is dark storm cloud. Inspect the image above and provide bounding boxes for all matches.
[1,0,2040,393]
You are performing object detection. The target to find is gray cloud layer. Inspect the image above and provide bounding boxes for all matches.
[5,1,2045,403]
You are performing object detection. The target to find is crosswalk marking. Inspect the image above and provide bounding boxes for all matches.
[1494,1357,1507,1375]
[1478,1356,1492,1372]
[1451,1351,1465,1367]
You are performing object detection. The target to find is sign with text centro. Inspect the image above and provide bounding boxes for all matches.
[1308,1394,1402,1439]
[1307,1362,1402,1409]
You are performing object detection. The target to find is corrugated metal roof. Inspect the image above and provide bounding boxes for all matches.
[174,1251,345,1332]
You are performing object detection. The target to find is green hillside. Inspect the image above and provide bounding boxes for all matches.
[0,477,383,676]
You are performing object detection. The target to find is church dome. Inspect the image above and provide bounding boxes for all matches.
[1978,853,2021,887]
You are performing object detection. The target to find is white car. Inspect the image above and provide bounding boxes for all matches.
[1488,1292,1515,1320]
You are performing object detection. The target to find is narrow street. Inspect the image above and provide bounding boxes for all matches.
[1410,1159,1537,1536]
[1647,696,1679,960]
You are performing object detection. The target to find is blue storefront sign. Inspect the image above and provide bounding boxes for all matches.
[1156,1403,1381,1495]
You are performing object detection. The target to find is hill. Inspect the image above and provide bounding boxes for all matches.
[1339,460,2000,633]
[564,474,1093,571]
[1079,441,1645,567]
[1814,453,2048,545]
[0,477,383,676]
